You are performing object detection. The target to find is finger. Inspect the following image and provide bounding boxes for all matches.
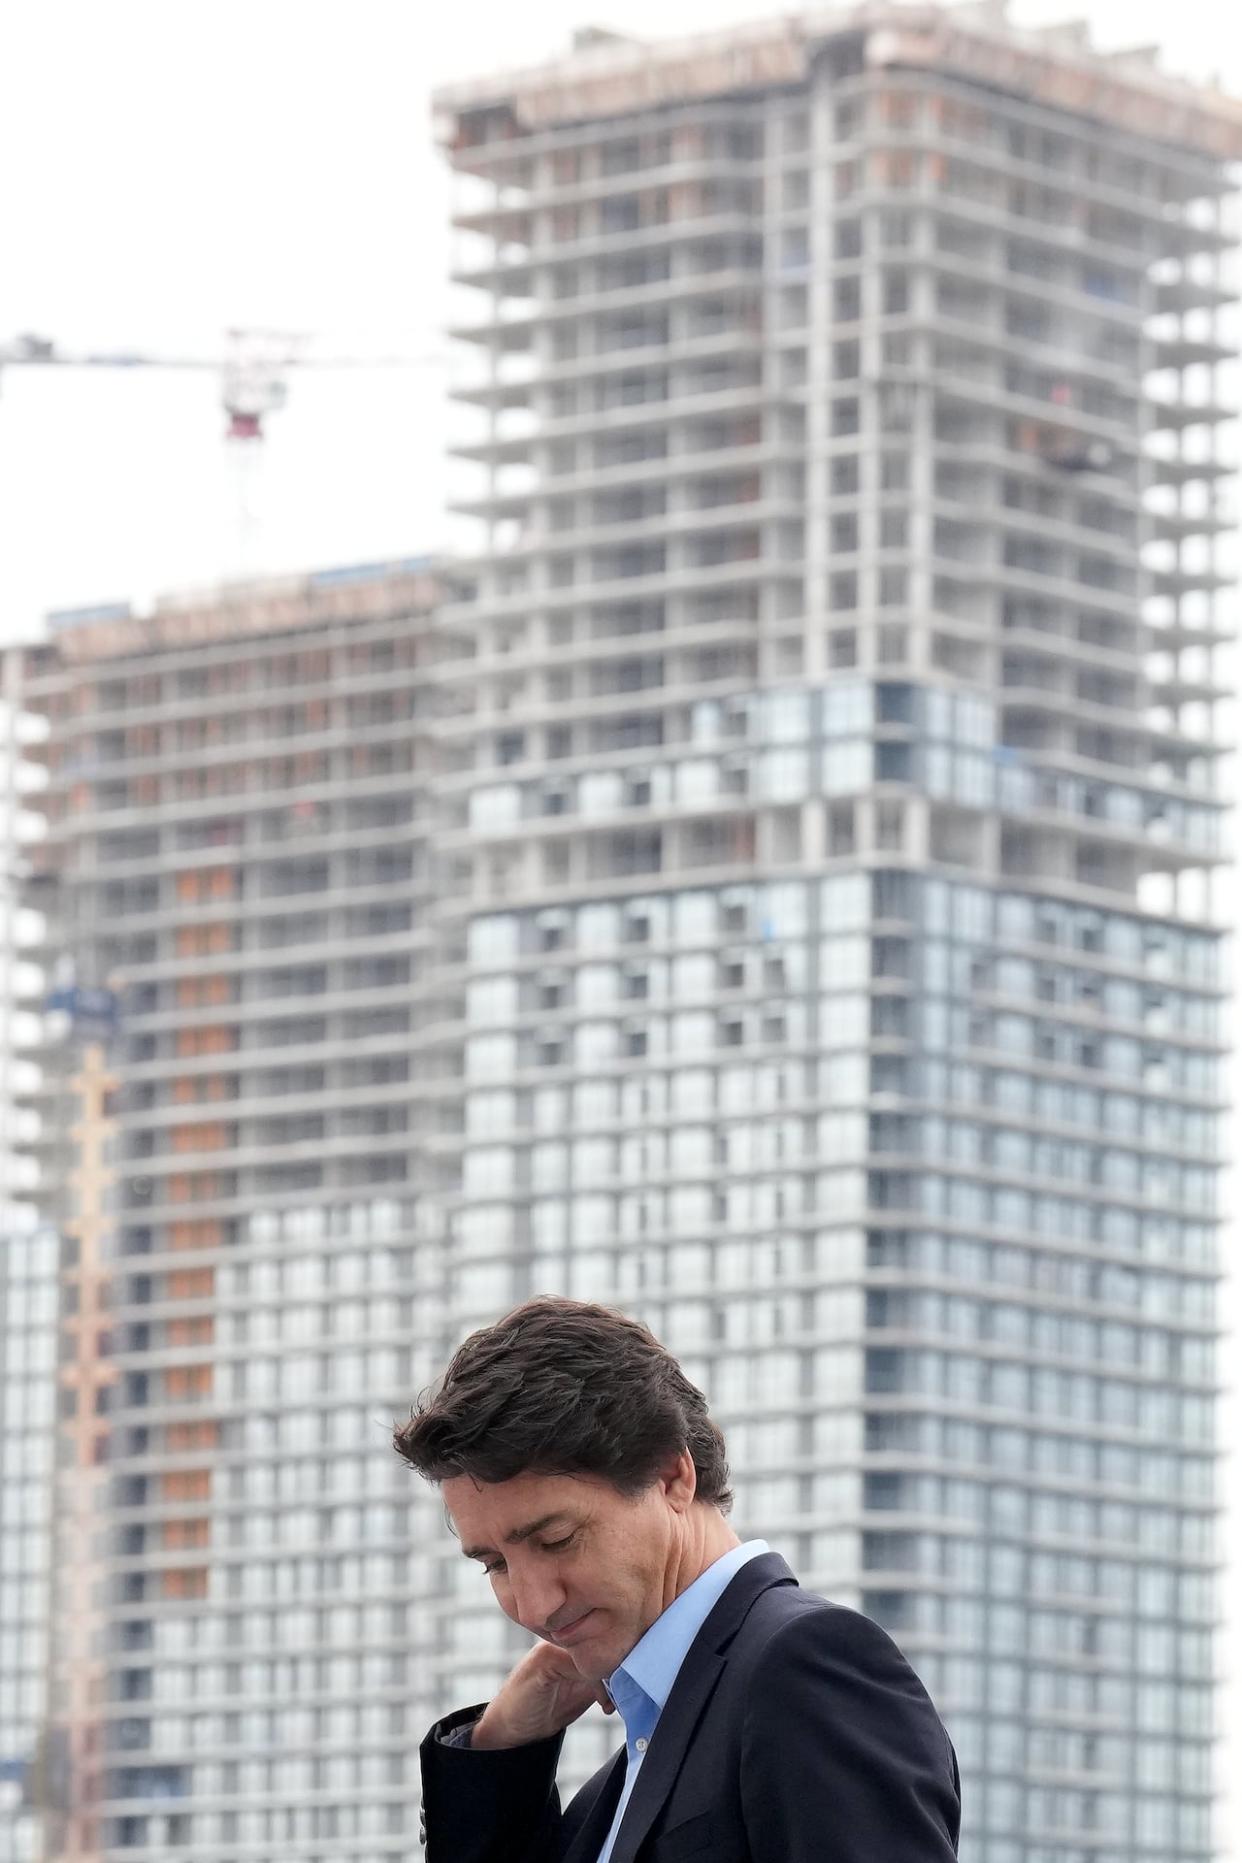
[593,1686,615,1713]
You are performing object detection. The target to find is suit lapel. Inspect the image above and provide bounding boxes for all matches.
[605,1553,797,1863]
[605,1651,725,1863]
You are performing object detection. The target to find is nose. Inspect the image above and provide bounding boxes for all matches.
[507,1561,569,1636]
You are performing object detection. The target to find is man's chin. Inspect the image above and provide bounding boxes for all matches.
[568,1633,622,1684]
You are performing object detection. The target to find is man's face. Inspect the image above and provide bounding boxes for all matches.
[442,1465,686,1682]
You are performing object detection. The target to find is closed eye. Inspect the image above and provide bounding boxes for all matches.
[480,1527,580,1572]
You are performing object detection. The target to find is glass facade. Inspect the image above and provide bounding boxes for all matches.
[448,870,1222,1857]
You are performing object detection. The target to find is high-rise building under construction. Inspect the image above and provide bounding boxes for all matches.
[17,564,457,1862]
[431,12,1236,1862]
[15,7,1241,1861]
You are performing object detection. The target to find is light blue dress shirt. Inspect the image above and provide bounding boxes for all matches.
[595,1540,769,1863]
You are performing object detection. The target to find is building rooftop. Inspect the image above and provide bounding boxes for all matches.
[434,1,1242,161]
[41,555,439,664]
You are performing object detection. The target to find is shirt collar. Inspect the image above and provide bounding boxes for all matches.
[606,1540,769,1736]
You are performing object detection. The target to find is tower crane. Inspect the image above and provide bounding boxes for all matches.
[1,326,447,575]
[0,327,443,441]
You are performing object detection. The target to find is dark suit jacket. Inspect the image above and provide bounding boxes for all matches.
[420,1550,960,1862]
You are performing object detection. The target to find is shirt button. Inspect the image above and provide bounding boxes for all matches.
[636,1738,648,1753]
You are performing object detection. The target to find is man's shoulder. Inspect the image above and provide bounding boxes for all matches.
[731,1565,852,1638]
[728,1576,910,1684]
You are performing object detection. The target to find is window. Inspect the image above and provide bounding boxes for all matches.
[538,913,567,953]
[833,340,860,380]
[883,271,909,314]
[831,454,859,495]
[835,220,862,260]
[828,802,857,854]
[834,277,861,320]
[832,398,860,437]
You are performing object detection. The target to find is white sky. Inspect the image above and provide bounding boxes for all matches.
[2,0,1242,1846]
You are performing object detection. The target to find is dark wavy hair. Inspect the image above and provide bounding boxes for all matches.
[393,1296,732,1513]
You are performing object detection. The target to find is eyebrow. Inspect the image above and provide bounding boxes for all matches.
[461,1512,572,1562]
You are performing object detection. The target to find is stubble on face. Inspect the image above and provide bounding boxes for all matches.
[560,1524,670,1680]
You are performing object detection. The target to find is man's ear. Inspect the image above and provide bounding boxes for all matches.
[661,1448,698,1512]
